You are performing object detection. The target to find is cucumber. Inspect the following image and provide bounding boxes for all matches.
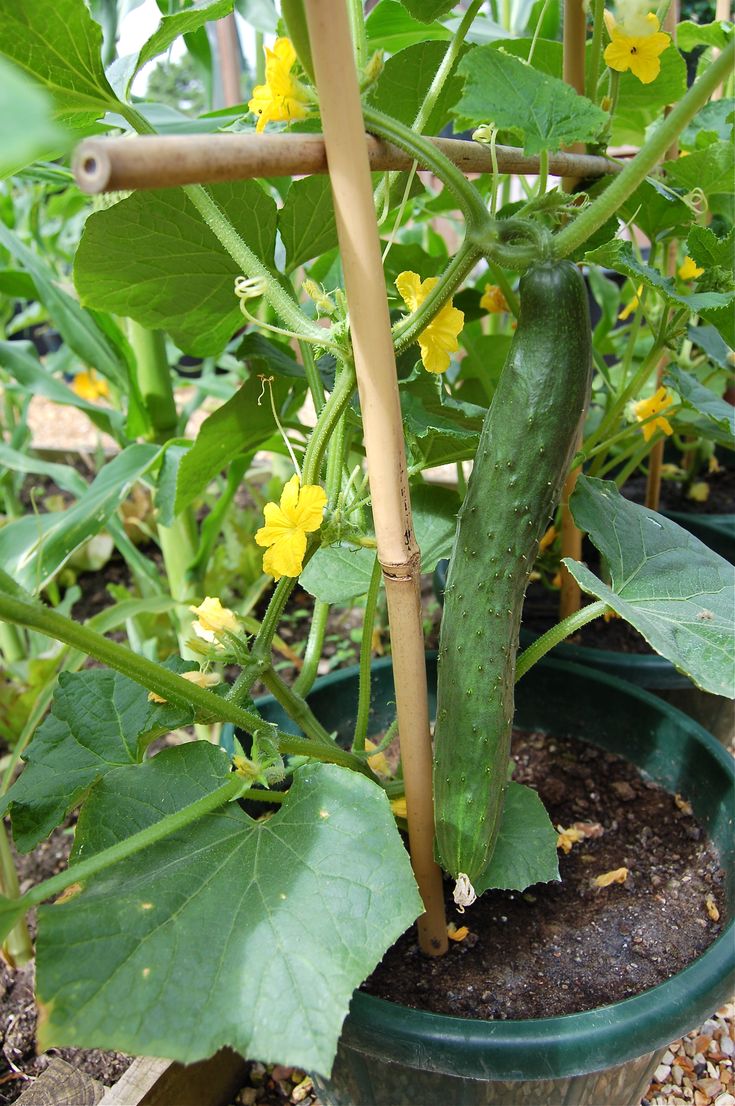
[433,259,592,895]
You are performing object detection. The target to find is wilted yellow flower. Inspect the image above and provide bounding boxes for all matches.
[248,37,310,133]
[255,474,327,581]
[190,596,239,647]
[678,256,704,280]
[686,481,710,503]
[390,797,407,819]
[365,738,390,777]
[395,271,464,375]
[603,11,670,84]
[618,284,643,320]
[632,386,675,441]
[447,923,470,942]
[148,669,221,704]
[479,284,509,314]
[593,867,629,888]
[72,369,109,402]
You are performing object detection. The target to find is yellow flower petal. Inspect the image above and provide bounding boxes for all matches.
[248,36,309,132]
[71,370,109,402]
[147,669,221,704]
[633,385,675,440]
[479,284,509,314]
[390,797,407,819]
[604,19,670,83]
[678,256,704,280]
[618,284,643,320]
[189,597,239,634]
[395,271,464,375]
[593,867,629,888]
[262,528,308,581]
[395,270,424,312]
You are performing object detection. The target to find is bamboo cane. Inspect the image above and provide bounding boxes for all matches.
[72,133,621,194]
[711,0,733,100]
[558,0,587,622]
[303,0,448,956]
[645,1,680,512]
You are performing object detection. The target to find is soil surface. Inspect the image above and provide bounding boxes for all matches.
[523,578,656,655]
[363,729,726,1020]
[624,466,735,517]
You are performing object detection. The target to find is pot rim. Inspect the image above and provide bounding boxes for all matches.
[267,656,735,1080]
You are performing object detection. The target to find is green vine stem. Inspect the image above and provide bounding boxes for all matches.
[0,822,33,965]
[299,339,326,413]
[352,554,383,753]
[585,0,606,102]
[259,668,334,745]
[0,578,373,779]
[515,599,608,680]
[553,40,735,258]
[392,240,481,355]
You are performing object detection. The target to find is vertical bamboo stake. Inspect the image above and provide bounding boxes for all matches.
[645,0,679,512]
[558,0,587,622]
[711,0,733,100]
[215,14,242,107]
[303,0,448,956]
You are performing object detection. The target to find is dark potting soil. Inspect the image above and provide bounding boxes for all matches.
[0,821,133,1105]
[623,466,735,517]
[363,729,727,1020]
[523,579,655,655]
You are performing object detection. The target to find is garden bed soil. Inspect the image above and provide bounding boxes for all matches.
[623,466,735,517]
[363,728,726,1020]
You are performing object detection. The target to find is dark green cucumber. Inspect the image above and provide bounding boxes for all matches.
[433,260,592,892]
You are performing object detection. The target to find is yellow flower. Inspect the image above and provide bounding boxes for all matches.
[479,284,509,314]
[390,797,407,819]
[72,369,109,402]
[248,37,309,133]
[255,474,327,581]
[632,385,675,441]
[395,271,464,375]
[593,867,629,888]
[618,284,643,320]
[148,669,221,704]
[603,11,670,84]
[678,256,704,281]
[190,596,239,649]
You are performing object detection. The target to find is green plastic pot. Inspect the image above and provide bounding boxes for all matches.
[257,656,735,1106]
[433,560,733,744]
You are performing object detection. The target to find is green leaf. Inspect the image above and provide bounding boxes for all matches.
[0,57,68,178]
[36,752,422,1074]
[369,41,467,134]
[0,223,130,392]
[0,443,88,498]
[681,99,735,151]
[0,0,121,125]
[235,333,305,380]
[132,0,234,86]
[584,240,734,314]
[688,324,732,370]
[0,340,124,440]
[677,20,734,52]
[235,0,278,34]
[172,376,290,516]
[566,476,735,697]
[664,364,735,447]
[411,484,461,573]
[610,48,687,147]
[617,179,692,242]
[365,0,452,53]
[278,176,337,271]
[0,443,159,591]
[453,47,606,156]
[663,141,735,199]
[400,372,484,469]
[0,666,192,852]
[74,183,277,357]
[300,545,377,603]
[400,0,456,22]
[475,781,560,894]
[686,225,734,272]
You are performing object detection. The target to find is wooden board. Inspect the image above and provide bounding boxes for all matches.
[15,1057,106,1105]
[98,1050,248,1106]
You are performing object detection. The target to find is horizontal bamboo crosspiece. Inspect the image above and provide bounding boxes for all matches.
[73,132,622,193]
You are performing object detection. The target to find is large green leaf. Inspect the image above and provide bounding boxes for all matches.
[0,666,192,852]
[566,476,734,697]
[0,0,121,126]
[686,225,734,272]
[664,141,735,200]
[369,41,467,134]
[0,57,67,178]
[132,0,233,86]
[74,183,277,357]
[400,372,484,469]
[365,0,452,53]
[36,749,422,1074]
[0,340,124,440]
[278,176,337,272]
[300,546,377,603]
[453,47,606,155]
[663,364,735,448]
[681,99,735,151]
[677,20,734,51]
[400,0,456,22]
[169,375,291,518]
[412,483,461,572]
[0,443,159,591]
[585,240,734,315]
[611,47,687,147]
[0,443,88,498]
[475,781,559,895]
